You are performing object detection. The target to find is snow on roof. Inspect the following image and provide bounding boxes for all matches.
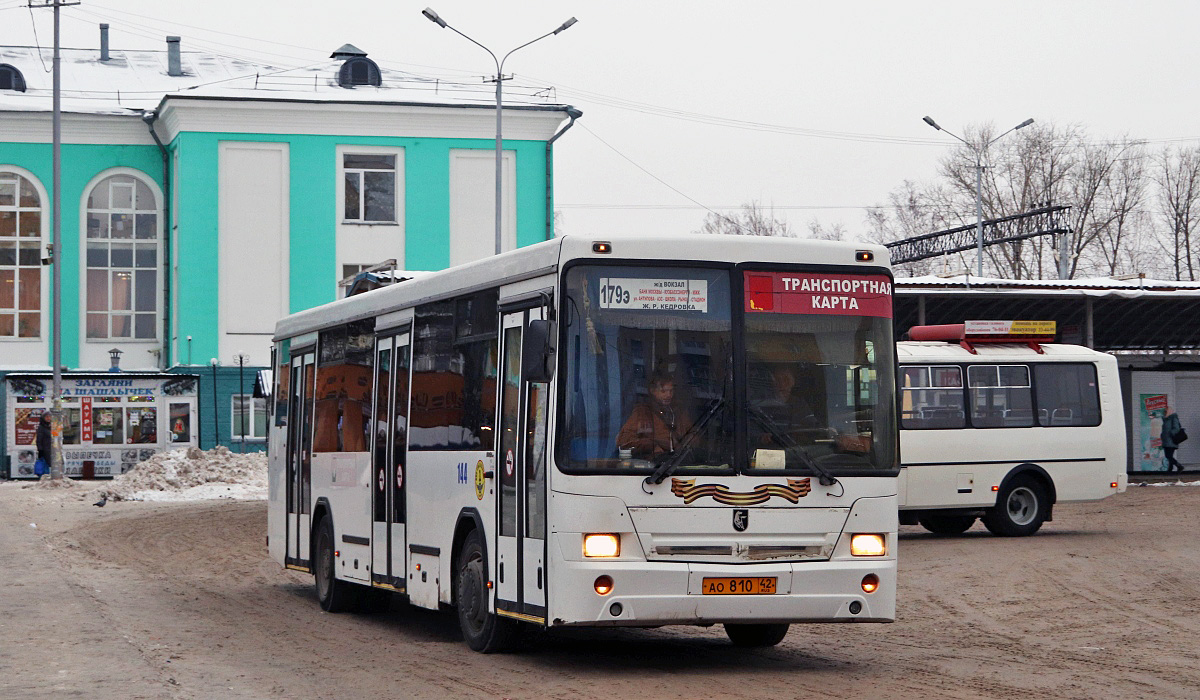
[0,44,569,117]
[896,275,1200,297]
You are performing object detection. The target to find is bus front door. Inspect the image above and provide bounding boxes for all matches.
[371,333,411,590]
[286,349,315,570]
[496,308,550,622]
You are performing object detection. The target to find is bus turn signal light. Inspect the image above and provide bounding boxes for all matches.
[861,573,880,593]
[1111,482,1119,488]
[594,575,614,595]
[583,534,620,558]
[850,534,886,557]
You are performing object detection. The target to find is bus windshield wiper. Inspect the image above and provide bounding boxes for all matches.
[644,394,727,487]
[747,407,839,487]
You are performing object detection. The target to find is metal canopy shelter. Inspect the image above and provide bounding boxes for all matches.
[894,277,1200,352]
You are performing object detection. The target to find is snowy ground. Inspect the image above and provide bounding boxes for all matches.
[20,446,267,503]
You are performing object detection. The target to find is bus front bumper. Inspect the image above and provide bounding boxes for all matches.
[547,558,896,627]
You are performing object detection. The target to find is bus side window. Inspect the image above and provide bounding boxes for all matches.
[900,365,965,430]
[314,319,374,453]
[1034,363,1101,427]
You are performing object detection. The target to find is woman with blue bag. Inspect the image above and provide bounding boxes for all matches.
[35,411,52,477]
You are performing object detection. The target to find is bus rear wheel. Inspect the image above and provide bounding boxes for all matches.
[724,623,790,648]
[314,514,359,612]
[983,476,1048,537]
[455,529,518,653]
[918,514,977,535]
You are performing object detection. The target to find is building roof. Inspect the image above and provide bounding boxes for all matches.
[0,43,572,117]
[893,275,1200,352]
[897,275,1200,298]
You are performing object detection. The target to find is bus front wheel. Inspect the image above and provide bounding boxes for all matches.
[455,529,518,653]
[983,476,1048,537]
[314,514,359,612]
[918,514,977,535]
[724,623,790,647]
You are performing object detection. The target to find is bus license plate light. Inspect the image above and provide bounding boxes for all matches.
[701,577,777,595]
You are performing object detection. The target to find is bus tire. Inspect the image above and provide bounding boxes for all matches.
[982,475,1048,537]
[314,514,358,613]
[455,529,518,653]
[918,514,976,535]
[724,623,790,648]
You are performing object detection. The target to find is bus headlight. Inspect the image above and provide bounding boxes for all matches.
[850,534,886,557]
[583,534,620,558]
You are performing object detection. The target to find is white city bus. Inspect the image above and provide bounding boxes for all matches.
[267,234,899,652]
[897,321,1127,536]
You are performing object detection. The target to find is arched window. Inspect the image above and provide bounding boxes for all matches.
[0,170,42,337]
[84,173,159,339]
[337,57,381,87]
[0,64,27,92]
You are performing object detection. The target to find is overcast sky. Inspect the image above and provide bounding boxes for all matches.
[4,0,1199,242]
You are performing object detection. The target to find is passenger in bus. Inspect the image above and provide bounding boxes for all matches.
[751,365,819,445]
[617,373,693,459]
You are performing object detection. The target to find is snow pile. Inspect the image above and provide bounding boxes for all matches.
[1138,479,1200,487]
[23,475,78,490]
[92,446,267,502]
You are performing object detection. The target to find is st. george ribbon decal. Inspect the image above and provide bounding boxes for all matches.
[670,478,811,505]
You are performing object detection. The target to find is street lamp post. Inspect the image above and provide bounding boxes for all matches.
[422,8,577,256]
[922,116,1034,277]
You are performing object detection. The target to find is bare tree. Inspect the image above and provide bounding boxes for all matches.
[1155,145,1200,280]
[806,219,846,241]
[874,124,1152,280]
[863,180,958,277]
[695,201,795,237]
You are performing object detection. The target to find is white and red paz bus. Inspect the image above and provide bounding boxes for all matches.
[897,321,1128,536]
[267,234,898,652]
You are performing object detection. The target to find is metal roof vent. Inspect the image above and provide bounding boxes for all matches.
[0,64,26,92]
[332,44,381,88]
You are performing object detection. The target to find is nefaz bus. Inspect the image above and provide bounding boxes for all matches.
[897,321,1127,537]
[267,235,899,652]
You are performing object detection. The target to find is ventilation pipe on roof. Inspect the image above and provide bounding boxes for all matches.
[100,24,110,62]
[166,36,182,76]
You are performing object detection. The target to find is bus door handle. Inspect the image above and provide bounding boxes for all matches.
[484,470,495,479]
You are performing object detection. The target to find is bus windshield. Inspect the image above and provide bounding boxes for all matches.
[560,264,896,475]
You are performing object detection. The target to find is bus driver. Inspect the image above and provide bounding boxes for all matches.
[617,372,693,460]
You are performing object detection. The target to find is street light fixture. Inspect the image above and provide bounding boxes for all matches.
[422,8,577,256]
[922,116,1034,277]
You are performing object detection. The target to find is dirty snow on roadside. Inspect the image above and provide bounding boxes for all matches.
[1137,479,1200,487]
[88,446,267,502]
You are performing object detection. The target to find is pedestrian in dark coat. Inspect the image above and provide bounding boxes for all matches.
[36,411,52,475]
[1161,407,1185,472]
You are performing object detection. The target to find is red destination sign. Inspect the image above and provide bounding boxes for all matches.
[744,272,893,318]
[81,397,93,442]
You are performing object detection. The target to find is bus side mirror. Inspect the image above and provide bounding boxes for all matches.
[522,319,557,383]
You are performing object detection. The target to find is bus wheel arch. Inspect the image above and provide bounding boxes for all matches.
[983,465,1054,537]
[450,508,487,608]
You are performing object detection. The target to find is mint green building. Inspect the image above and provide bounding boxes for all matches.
[0,37,577,475]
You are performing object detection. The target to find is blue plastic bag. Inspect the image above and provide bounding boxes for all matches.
[34,458,48,477]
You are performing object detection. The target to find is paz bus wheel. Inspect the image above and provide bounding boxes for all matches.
[455,529,518,653]
[314,514,358,612]
[724,623,790,647]
[982,476,1048,537]
[918,514,977,535]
